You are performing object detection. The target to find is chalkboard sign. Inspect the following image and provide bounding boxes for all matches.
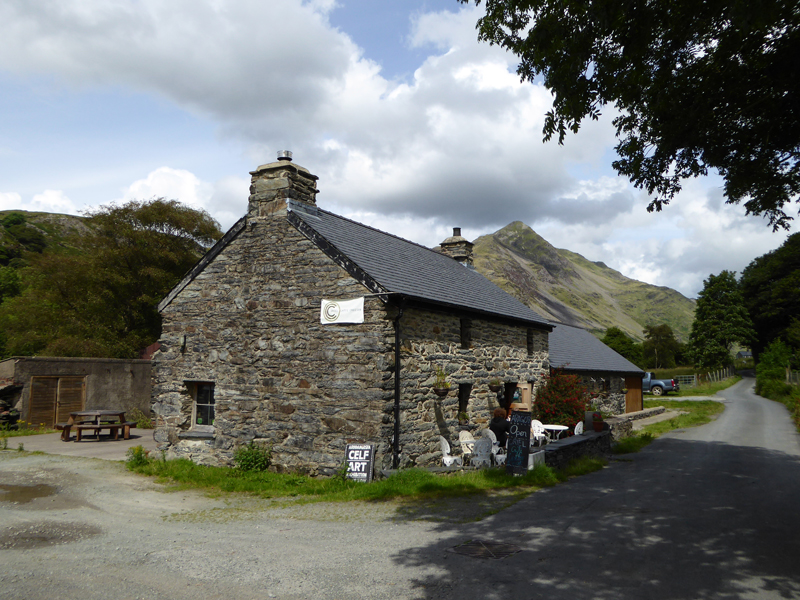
[505,411,532,476]
[344,443,375,483]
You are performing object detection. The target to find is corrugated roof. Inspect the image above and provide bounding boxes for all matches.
[549,323,643,374]
[289,202,551,327]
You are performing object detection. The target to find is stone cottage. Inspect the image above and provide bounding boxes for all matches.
[152,154,552,474]
[548,322,644,414]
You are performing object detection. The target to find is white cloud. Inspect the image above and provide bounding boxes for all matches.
[119,167,248,230]
[0,189,79,214]
[0,0,794,299]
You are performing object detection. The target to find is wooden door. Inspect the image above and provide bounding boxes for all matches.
[56,377,85,423]
[28,377,59,428]
[28,376,86,427]
[625,376,643,413]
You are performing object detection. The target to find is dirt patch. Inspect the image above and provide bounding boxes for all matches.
[0,521,102,550]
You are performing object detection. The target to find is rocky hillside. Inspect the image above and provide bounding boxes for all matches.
[473,222,696,342]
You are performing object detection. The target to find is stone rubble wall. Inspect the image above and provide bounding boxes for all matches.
[153,216,394,475]
[395,307,549,468]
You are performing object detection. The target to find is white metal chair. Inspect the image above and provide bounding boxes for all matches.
[458,430,475,464]
[481,428,506,465]
[574,421,584,435]
[531,419,547,447]
[471,437,493,468]
[439,436,462,468]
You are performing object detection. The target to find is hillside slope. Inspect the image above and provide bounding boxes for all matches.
[473,222,695,341]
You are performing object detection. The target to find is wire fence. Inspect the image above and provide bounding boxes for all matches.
[788,370,800,386]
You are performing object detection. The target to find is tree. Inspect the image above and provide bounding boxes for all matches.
[601,326,644,367]
[739,233,800,358]
[532,368,588,427]
[689,271,755,368]
[643,324,680,369]
[462,0,800,229]
[0,199,222,359]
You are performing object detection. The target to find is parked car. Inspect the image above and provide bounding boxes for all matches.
[642,372,680,396]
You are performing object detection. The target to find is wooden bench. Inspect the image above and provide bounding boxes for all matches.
[56,422,72,441]
[74,421,137,441]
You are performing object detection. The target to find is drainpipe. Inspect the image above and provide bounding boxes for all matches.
[393,302,404,469]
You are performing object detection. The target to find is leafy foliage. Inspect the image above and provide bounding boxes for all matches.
[233,441,273,472]
[601,326,644,367]
[740,233,800,359]
[125,445,151,468]
[755,339,794,395]
[689,271,755,368]
[0,199,222,359]
[532,368,588,427]
[643,324,680,369]
[462,0,800,229]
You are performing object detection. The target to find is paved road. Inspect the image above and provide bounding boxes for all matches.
[422,376,800,599]
[2,376,799,599]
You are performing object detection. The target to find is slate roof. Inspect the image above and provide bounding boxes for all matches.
[548,322,643,374]
[288,202,551,327]
[159,198,552,329]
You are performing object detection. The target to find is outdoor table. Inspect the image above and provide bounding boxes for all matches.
[60,410,133,442]
[543,424,569,441]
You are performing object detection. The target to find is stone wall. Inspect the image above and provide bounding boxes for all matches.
[153,216,394,474]
[570,370,628,415]
[395,307,549,468]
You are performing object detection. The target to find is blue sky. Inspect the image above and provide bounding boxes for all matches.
[0,0,795,298]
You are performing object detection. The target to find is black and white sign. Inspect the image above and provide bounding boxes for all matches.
[505,411,532,476]
[345,443,375,483]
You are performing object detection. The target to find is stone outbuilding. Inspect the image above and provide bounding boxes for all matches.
[0,356,152,427]
[548,322,644,414]
[152,154,553,474]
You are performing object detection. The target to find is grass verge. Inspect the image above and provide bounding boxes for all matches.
[671,376,741,397]
[126,452,605,506]
[0,422,57,438]
[612,399,726,455]
[641,399,725,436]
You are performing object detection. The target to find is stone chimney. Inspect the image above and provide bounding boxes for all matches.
[247,151,319,217]
[439,227,474,267]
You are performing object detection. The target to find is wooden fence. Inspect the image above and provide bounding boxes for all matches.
[675,366,737,388]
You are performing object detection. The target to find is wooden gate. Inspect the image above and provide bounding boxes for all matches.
[625,376,643,413]
[28,376,86,427]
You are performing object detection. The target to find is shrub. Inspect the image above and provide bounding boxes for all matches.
[128,408,153,429]
[126,445,150,468]
[234,441,272,472]
[532,368,588,428]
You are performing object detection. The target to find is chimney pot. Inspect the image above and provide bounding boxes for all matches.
[453,227,461,237]
[277,150,293,162]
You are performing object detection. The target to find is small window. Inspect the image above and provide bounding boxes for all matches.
[460,318,472,349]
[527,328,534,356]
[192,382,215,428]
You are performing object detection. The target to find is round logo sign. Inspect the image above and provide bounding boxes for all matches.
[323,301,341,322]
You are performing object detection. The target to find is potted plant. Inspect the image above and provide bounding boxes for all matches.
[457,411,469,425]
[488,378,503,393]
[592,412,604,432]
[433,367,451,397]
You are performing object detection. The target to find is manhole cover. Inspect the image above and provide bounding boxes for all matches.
[451,540,521,560]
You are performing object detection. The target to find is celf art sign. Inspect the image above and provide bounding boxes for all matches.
[344,443,375,483]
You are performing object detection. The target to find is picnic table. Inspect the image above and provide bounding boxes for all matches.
[57,410,136,442]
